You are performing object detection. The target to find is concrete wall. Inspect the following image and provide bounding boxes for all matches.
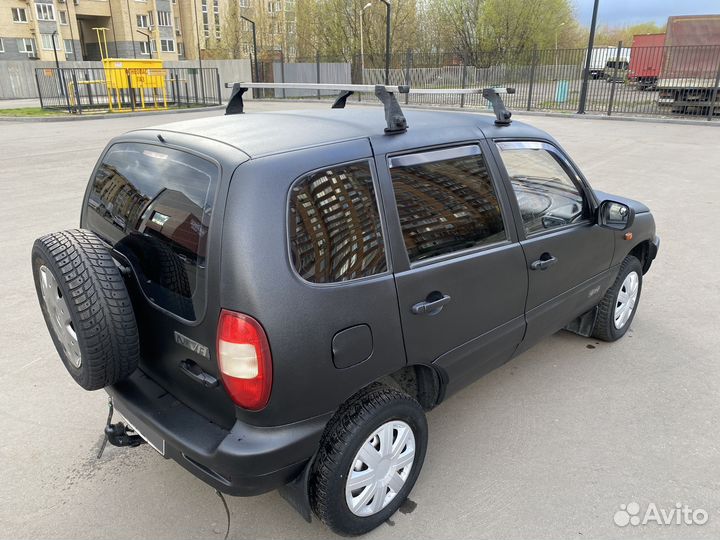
[0,58,251,100]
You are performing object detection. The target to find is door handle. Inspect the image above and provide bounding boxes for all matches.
[530,253,558,271]
[179,360,219,388]
[411,293,451,315]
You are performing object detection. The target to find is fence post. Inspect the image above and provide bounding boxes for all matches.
[460,61,467,108]
[404,49,412,104]
[126,71,135,112]
[527,46,538,111]
[215,68,222,105]
[706,47,720,121]
[316,51,321,100]
[607,40,623,116]
[71,69,82,114]
[86,71,94,106]
[279,50,286,99]
[34,69,44,110]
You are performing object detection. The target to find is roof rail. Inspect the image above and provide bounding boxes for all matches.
[223,82,515,132]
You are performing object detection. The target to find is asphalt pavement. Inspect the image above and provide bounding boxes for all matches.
[1,101,719,539]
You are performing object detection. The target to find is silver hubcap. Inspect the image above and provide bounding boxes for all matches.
[345,420,416,517]
[614,271,639,329]
[39,266,81,368]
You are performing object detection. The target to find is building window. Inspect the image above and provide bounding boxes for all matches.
[36,3,56,21]
[137,14,150,28]
[11,7,28,23]
[267,1,281,13]
[160,39,175,52]
[174,17,181,33]
[139,41,157,54]
[286,21,296,34]
[177,42,184,56]
[239,0,249,6]
[157,10,171,27]
[40,33,60,51]
[389,146,507,263]
[0,39,4,53]
[59,10,68,24]
[201,0,209,38]
[213,0,220,38]
[64,39,73,54]
[17,38,36,55]
[289,161,387,284]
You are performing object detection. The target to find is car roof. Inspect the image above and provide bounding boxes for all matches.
[141,108,551,158]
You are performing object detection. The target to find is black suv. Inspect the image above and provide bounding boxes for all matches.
[31,86,658,536]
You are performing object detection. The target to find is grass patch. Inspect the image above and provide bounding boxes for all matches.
[0,107,69,117]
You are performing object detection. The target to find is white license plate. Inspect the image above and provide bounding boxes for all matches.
[114,400,166,456]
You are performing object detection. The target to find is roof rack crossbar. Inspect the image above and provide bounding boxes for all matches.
[223,82,515,130]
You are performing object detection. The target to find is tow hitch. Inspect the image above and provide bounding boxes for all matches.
[97,397,146,458]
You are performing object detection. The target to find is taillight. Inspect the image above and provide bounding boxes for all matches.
[216,309,272,411]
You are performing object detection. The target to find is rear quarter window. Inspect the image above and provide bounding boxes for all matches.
[84,142,219,321]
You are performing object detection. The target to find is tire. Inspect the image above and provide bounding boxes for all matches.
[592,255,643,342]
[310,384,428,536]
[31,229,140,390]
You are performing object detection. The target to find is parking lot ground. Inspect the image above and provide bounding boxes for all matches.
[1,101,719,540]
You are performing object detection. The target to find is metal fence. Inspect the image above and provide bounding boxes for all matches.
[255,44,720,121]
[36,67,221,113]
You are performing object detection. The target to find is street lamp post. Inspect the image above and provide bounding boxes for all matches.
[554,21,566,74]
[359,2,371,84]
[378,0,391,85]
[192,0,205,101]
[241,15,259,84]
[578,0,600,114]
[137,29,153,59]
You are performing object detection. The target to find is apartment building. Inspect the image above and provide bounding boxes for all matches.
[0,0,296,61]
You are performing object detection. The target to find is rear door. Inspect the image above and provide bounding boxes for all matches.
[376,143,528,396]
[490,140,615,352]
[81,140,237,428]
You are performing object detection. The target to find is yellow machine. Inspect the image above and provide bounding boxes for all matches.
[93,28,168,112]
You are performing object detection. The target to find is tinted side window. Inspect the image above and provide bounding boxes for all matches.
[389,146,506,264]
[289,161,387,283]
[85,142,218,321]
[496,142,585,236]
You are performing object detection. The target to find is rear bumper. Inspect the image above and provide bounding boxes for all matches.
[106,370,332,496]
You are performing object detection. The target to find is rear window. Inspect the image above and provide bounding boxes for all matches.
[288,161,387,284]
[85,142,219,321]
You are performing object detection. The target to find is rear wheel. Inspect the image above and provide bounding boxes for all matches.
[310,384,428,536]
[31,229,140,390]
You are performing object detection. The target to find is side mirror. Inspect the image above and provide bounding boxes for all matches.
[598,200,634,231]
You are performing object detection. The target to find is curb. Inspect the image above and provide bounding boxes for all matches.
[0,104,224,123]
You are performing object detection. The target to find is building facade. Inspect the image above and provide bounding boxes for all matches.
[0,0,295,61]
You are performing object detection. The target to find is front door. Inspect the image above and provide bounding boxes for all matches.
[491,140,615,351]
[377,144,528,397]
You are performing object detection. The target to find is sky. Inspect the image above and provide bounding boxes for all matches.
[575,0,720,27]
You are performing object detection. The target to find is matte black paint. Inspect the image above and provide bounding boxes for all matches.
[78,108,658,498]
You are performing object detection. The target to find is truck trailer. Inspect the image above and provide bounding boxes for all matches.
[628,33,666,90]
[656,14,720,115]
